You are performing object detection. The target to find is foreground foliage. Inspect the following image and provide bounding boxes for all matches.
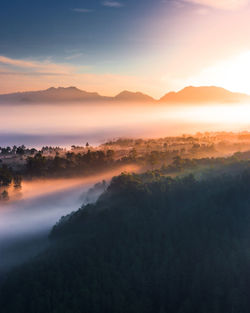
[1,167,250,312]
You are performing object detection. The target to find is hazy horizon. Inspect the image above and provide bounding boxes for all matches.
[2,1,250,311]
[2,0,250,97]
[1,84,250,99]
[1,101,250,148]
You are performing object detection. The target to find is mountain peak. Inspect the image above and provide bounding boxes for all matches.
[160,86,249,104]
[115,90,155,102]
[45,86,83,93]
[0,85,249,104]
[0,86,108,103]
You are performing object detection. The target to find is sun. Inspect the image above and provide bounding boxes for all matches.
[188,50,250,95]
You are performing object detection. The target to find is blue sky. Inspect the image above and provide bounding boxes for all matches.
[1,0,250,97]
[0,0,161,63]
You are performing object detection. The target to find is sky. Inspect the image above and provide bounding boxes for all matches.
[1,0,250,97]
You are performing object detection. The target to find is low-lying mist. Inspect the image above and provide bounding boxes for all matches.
[1,99,250,274]
[0,165,139,275]
[1,102,250,147]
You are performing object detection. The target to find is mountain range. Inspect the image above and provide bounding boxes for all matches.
[0,86,249,104]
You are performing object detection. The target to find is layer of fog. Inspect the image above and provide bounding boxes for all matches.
[1,102,250,147]
[0,165,139,275]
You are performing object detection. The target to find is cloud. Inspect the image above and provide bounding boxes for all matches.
[0,55,152,96]
[64,53,85,60]
[182,0,250,10]
[0,55,43,69]
[102,1,124,8]
[72,8,94,13]
[0,71,68,77]
[0,55,74,75]
[195,7,210,14]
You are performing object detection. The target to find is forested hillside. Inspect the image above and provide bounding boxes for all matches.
[1,167,250,313]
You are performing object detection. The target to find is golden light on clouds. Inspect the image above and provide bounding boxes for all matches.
[0,55,150,96]
[183,0,250,10]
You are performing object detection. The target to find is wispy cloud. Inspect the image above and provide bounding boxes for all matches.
[102,1,124,8]
[0,71,67,77]
[72,8,94,13]
[195,7,210,15]
[182,0,250,10]
[0,55,74,75]
[64,53,85,60]
[0,55,148,96]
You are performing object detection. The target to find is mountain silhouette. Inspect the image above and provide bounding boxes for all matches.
[114,90,156,102]
[0,87,111,103]
[0,85,248,104]
[159,86,249,104]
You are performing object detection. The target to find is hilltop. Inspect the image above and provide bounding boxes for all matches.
[159,86,249,104]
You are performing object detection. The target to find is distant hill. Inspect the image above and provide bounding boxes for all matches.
[0,87,154,104]
[114,90,156,102]
[0,85,249,104]
[0,87,111,103]
[159,86,250,104]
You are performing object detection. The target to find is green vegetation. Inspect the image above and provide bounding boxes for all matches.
[2,131,250,182]
[25,149,120,177]
[2,134,250,203]
[0,165,22,188]
[2,163,250,312]
[0,165,22,201]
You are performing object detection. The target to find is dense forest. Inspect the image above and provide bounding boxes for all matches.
[0,165,22,200]
[1,140,250,181]
[2,163,250,312]
[2,130,250,181]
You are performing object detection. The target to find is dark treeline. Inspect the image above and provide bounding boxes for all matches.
[2,164,250,312]
[25,149,122,177]
[163,152,250,176]
[1,144,250,198]
[3,144,250,179]
[0,165,22,200]
[0,165,22,186]
[1,148,125,180]
[0,145,37,156]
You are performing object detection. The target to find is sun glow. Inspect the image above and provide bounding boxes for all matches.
[188,51,250,95]
[167,104,250,125]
